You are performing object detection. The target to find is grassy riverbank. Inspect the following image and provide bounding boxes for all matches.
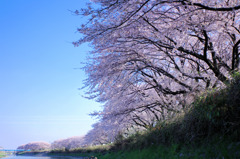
[43,135,240,159]
[95,137,240,159]
[81,73,240,158]
[19,73,240,158]
[19,138,240,159]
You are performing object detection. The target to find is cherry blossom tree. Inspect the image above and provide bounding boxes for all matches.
[51,136,85,149]
[75,0,240,144]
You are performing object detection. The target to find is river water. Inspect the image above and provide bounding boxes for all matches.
[2,156,84,159]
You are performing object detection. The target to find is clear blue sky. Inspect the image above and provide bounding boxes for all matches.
[0,0,100,149]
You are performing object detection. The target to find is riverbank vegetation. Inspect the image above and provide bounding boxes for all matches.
[19,73,240,158]
[71,74,240,158]
[75,73,240,158]
[95,72,240,158]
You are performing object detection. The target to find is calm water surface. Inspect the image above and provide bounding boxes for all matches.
[2,156,84,159]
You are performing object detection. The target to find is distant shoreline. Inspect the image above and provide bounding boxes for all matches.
[17,151,94,158]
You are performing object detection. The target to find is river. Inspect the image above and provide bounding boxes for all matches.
[2,156,85,159]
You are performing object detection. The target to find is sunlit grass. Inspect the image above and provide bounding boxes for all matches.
[97,139,240,159]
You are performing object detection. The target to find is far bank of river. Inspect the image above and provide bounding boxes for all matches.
[0,152,97,159]
[1,152,98,159]
[1,156,86,159]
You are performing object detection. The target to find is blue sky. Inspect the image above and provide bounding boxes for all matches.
[0,0,100,149]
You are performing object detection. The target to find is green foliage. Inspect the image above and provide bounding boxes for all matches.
[46,72,240,158]
[70,144,112,153]
[187,71,240,139]
[101,72,240,157]
[98,139,240,159]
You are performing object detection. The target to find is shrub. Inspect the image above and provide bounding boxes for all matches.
[110,72,240,150]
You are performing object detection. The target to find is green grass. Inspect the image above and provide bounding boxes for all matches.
[0,152,6,158]
[97,137,240,159]
[20,72,240,158]
[94,72,240,158]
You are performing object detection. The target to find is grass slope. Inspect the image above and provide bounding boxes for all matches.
[96,72,240,158]
[97,137,240,159]
[19,72,240,158]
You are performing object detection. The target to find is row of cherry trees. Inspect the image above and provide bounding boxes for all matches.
[75,0,240,145]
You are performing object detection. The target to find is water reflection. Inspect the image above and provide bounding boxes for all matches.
[3,156,84,159]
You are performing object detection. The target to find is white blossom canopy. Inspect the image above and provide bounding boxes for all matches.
[75,0,240,144]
